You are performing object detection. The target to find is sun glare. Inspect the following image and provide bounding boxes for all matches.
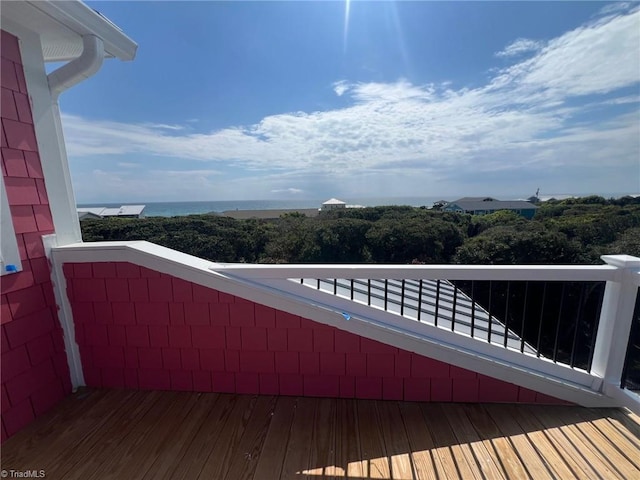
[343,0,351,54]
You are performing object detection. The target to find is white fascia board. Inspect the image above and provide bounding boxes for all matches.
[28,0,137,61]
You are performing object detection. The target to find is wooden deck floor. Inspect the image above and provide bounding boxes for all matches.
[2,389,639,479]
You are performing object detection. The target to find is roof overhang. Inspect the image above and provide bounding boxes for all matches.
[1,0,137,62]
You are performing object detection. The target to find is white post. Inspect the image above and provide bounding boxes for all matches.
[591,255,640,387]
[3,19,84,247]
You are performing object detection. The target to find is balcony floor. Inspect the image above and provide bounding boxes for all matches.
[2,389,639,479]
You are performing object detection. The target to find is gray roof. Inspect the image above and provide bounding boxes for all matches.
[298,278,534,352]
[77,205,145,217]
[454,197,497,202]
[447,198,538,211]
[77,211,102,220]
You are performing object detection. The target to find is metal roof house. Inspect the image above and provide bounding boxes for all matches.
[321,198,347,210]
[77,204,146,219]
[443,197,539,219]
[1,1,639,476]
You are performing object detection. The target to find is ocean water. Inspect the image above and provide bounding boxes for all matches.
[77,192,638,218]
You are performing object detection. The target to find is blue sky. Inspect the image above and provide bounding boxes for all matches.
[60,1,639,203]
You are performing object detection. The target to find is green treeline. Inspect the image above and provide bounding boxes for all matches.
[80,195,640,264]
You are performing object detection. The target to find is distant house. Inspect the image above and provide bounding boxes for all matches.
[77,205,146,219]
[77,211,103,221]
[443,197,538,219]
[321,198,347,211]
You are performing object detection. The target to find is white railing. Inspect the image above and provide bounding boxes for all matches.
[50,241,640,409]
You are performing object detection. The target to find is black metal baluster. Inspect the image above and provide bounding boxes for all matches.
[451,284,458,332]
[570,283,587,368]
[470,281,476,338]
[487,281,494,344]
[400,279,406,316]
[503,282,511,348]
[520,282,529,353]
[333,278,337,295]
[317,278,320,289]
[384,279,389,310]
[536,283,548,358]
[300,278,304,284]
[367,279,371,306]
[350,279,354,300]
[417,279,423,322]
[434,280,440,327]
[552,283,567,363]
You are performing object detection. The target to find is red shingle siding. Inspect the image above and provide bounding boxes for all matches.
[64,261,570,406]
[1,31,71,442]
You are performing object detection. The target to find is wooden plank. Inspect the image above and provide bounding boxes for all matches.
[77,391,180,480]
[575,408,640,467]
[1,389,116,468]
[609,408,640,442]
[306,398,338,478]
[99,392,201,480]
[420,404,484,480]
[398,402,439,480]
[7,390,640,480]
[50,390,164,480]
[594,410,640,453]
[591,418,640,468]
[376,401,416,480]
[195,394,258,479]
[170,394,250,480]
[141,392,222,480]
[356,399,391,479]
[505,404,591,480]
[280,396,317,480]
[442,404,506,479]
[542,406,640,479]
[627,409,640,426]
[463,404,530,480]
[525,405,617,479]
[483,404,555,480]
[252,396,297,480]
[334,399,365,478]
[223,395,278,480]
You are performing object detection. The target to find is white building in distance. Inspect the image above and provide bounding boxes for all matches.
[77,205,146,220]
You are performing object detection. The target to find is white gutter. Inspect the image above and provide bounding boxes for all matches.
[47,34,104,99]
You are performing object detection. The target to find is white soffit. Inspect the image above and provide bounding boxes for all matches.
[1,0,137,62]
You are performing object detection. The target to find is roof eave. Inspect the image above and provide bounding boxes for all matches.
[8,1,137,62]
[39,0,137,61]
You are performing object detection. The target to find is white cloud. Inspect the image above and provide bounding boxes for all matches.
[503,9,640,97]
[64,8,640,200]
[598,2,633,16]
[270,188,304,195]
[141,123,186,131]
[154,169,221,177]
[333,80,349,96]
[495,38,544,58]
